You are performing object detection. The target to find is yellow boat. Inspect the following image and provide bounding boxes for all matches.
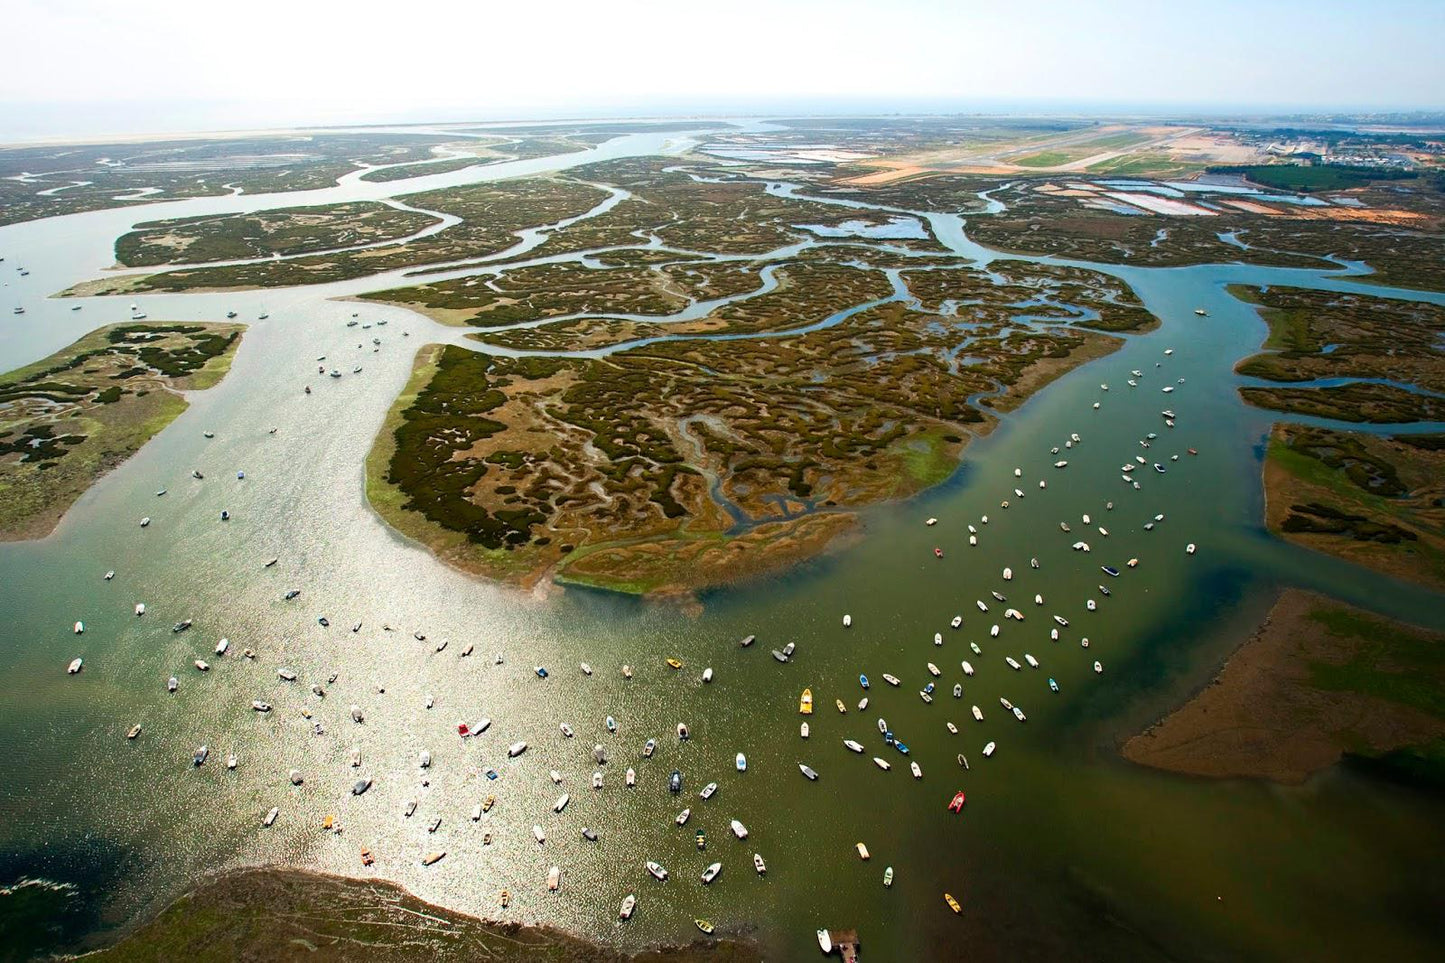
[482,794,495,812]
[945,892,961,914]
[799,688,813,714]
[695,918,715,935]
[856,842,870,860]
[322,814,334,831]
[499,889,510,908]
[666,658,683,670]
[835,698,847,714]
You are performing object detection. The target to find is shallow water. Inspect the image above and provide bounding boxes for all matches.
[0,129,1443,962]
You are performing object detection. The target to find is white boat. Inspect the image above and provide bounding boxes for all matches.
[925,517,937,526]
[532,825,546,844]
[550,769,562,784]
[135,603,146,616]
[226,753,237,769]
[507,741,528,757]
[193,660,209,672]
[801,722,810,738]
[927,662,941,677]
[799,763,818,781]
[554,793,570,813]
[736,752,747,772]
[983,741,996,758]
[105,571,115,580]
[972,704,983,721]
[976,600,988,612]
[700,781,717,799]
[350,705,364,723]
[920,690,933,703]
[950,615,962,629]
[843,739,864,753]
[620,894,637,920]
[1186,543,1197,555]
[702,667,713,683]
[647,861,668,881]
[214,638,229,656]
[730,819,748,839]
[701,862,722,884]
[970,643,981,655]
[877,718,888,734]
[873,757,891,771]
[580,662,593,675]
[934,632,943,645]
[626,768,636,787]
[858,697,868,711]
[1024,654,1039,668]
[67,657,83,674]
[1013,706,1027,722]
[843,614,852,627]
[560,723,574,738]
[947,721,958,733]
[754,853,767,874]
[1087,599,1097,611]
[819,930,834,954]
[911,762,922,779]
[547,866,560,891]
[1094,661,1104,674]
[251,700,271,712]
[1005,657,1021,670]
[264,807,279,827]
[676,808,691,825]
[606,716,617,732]
[882,674,900,686]
[140,517,150,528]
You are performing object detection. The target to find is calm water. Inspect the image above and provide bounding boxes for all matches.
[1,130,1443,962]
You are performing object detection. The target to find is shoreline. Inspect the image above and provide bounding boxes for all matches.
[1122,587,1445,784]
[69,866,761,963]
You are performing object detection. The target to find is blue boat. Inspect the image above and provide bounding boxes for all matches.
[535,666,549,678]
[923,682,935,695]
[895,742,910,755]
[859,674,869,689]
[1049,677,1060,692]
[485,768,498,780]
[884,731,895,745]
[1101,565,1120,577]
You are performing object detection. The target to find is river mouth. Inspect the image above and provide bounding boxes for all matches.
[1,124,1444,961]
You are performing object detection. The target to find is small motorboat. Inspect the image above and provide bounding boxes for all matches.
[554,793,570,813]
[172,619,192,633]
[532,825,546,844]
[580,662,593,675]
[1024,654,1039,669]
[507,741,528,757]
[799,763,818,780]
[499,889,510,908]
[127,724,142,739]
[958,753,969,769]
[647,861,668,881]
[736,752,747,772]
[948,791,966,813]
[644,738,656,757]
[835,698,847,714]
[800,688,813,714]
[945,893,962,914]
[859,674,869,690]
[193,745,208,767]
[701,863,722,885]
[740,634,755,647]
[620,894,637,920]
[696,916,716,932]
[856,842,870,860]
[677,723,690,740]
[702,667,713,683]
[972,705,983,721]
[874,756,891,770]
[105,571,115,580]
[535,666,548,678]
[754,852,767,874]
[547,866,560,891]
[251,700,272,712]
[878,718,888,734]
[560,722,574,738]
[1049,677,1059,692]
[882,674,900,686]
[801,722,810,738]
[927,662,941,677]
[1005,657,1021,670]
[933,547,944,559]
[952,683,962,698]
[67,657,83,674]
[264,807,279,827]
[700,781,718,800]
[1186,543,1197,555]
[951,615,963,629]
[843,614,852,627]
[669,770,682,794]
[911,761,923,779]
[194,660,209,672]
[730,819,748,839]
[606,716,617,732]
[983,741,996,757]
[666,658,683,670]
[626,767,636,787]
[1094,661,1104,674]
[167,676,178,693]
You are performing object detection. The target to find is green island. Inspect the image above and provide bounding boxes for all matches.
[1263,424,1445,591]
[0,322,243,540]
[113,202,440,267]
[63,179,611,295]
[367,257,1137,595]
[79,867,757,963]
[1124,589,1445,787]
[1232,285,1445,423]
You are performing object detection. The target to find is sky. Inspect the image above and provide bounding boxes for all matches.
[1,0,1442,140]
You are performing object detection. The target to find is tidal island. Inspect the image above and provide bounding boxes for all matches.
[366,255,1144,595]
[0,322,243,539]
[1230,285,1445,590]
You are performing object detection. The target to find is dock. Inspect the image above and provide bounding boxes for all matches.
[824,929,859,961]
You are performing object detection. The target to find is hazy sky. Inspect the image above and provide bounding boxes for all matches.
[2,0,1442,139]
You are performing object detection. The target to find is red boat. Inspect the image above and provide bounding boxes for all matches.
[1187,448,1198,455]
[947,791,966,813]
[457,723,472,737]
[933,547,944,559]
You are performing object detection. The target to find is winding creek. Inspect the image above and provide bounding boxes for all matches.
[1,127,1443,961]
